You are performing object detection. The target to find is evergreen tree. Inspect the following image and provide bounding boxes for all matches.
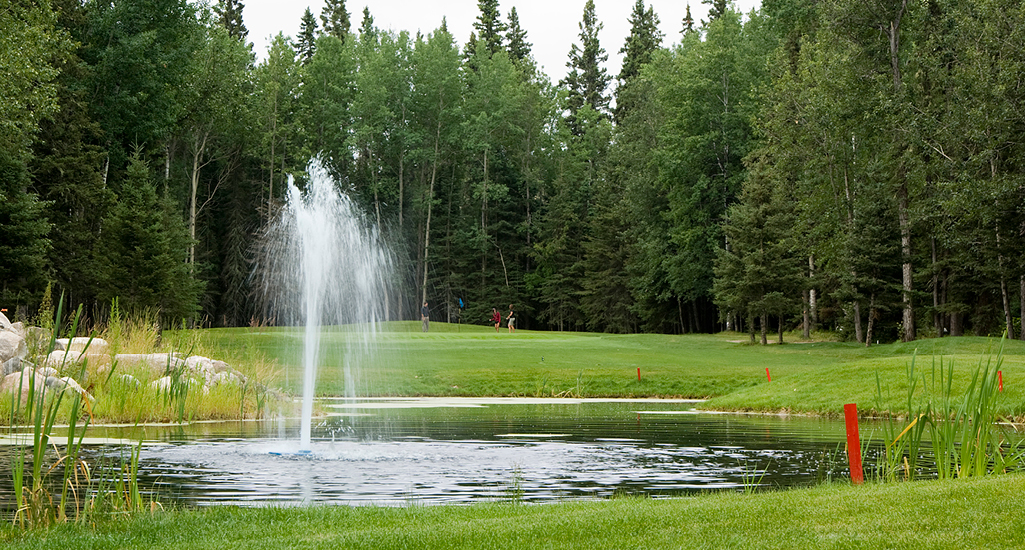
[562,0,610,135]
[703,0,729,22]
[359,7,376,40]
[213,0,248,42]
[30,0,114,310]
[473,0,506,57]
[713,154,803,344]
[505,7,531,63]
[616,0,662,123]
[320,0,350,43]
[0,149,51,308]
[297,7,318,64]
[94,152,201,322]
[681,3,695,35]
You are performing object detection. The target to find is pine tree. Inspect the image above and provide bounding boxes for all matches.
[0,149,51,308]
[359,7,375,40]
[94,151,201,322]
[506,7,531,62]
[616,0,662,123]
[562,0,610,134]
[682,3,695,35]
[320,0,350,43]
[473,0,506,56]
[703,0,728,22]
[213,0,248,41]
[297,7,318,64]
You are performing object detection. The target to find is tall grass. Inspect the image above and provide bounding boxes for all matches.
[8,299,93,526]
[876,339,1025,482]
[6,298,157,529]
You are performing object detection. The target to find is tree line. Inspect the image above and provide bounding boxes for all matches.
[2,0,1024,343]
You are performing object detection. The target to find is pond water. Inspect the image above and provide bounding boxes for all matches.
[1,399,872,511]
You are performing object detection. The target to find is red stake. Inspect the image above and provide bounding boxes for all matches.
[637,367,641,381]
[844,403,864,485]
[999,370,1003,392]
[765,367,771,382]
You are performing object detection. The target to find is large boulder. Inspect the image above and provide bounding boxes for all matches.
[114,353,185,376]
[0,367,48,402]
[2,356,22,377]
[150,375,204,393]
[184,355,245,389]
[0,331,26,363]
[45,375,93,402]
[55,337,109,355]
[0,310,13,332]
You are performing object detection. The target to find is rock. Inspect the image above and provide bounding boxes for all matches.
[44,349,84,367]
[210,371,240,386]
[0,367,48,401]
[37,366,59,378]
[0,310,13,332]
[55,337,109,355]
[10,322,26,339]
[2,356,21,377]
[115,373,141,390]
[149,375,200,392]
[0,331,26,363]
[44,376,93,401]
[115,353,184,375]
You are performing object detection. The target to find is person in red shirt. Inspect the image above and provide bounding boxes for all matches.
[491,307,501,332]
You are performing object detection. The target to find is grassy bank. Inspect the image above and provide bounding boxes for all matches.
[195,323,1025,418]
[2,474,1023,549]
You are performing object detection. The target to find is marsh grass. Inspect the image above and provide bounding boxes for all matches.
[875,339,1025,481]
[7,300,97,527]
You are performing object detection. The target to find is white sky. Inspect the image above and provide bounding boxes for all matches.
[243,0,762,83]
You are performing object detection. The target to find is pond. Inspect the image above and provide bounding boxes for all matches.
[0,398,870,512]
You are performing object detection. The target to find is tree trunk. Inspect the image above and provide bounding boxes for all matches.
[802,288,811,339]
[1001,275,1012,338]
[865,293,876,347]
[1020,275,1025,341]
[188,129,209,267]
[760,314,767,345]
[748,313,756,344]
[888,0,915,342]
[422,117,443,306]
[932,237,941,337]
[268,96,277,222]
[809,255,817,330]
[778,315,784,344]
[853,301,863,344]
[898,182,914,341]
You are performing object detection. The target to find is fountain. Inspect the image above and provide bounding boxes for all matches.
[258,161,392,450]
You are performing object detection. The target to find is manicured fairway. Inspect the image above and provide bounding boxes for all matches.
[3,474,1023,549]
[194,324,1025,418]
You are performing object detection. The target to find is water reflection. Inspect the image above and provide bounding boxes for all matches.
[1,399,865,511]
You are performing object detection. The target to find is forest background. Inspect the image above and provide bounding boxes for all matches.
[3,0,1025,345]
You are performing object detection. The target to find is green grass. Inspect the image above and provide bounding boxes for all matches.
[192,323,1025,418]
[3,474,1024,549]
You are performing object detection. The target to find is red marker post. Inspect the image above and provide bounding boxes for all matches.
[998,370,1003,392]
[765,368,771,382]
[844,403,864,485]
[637,367,641,381]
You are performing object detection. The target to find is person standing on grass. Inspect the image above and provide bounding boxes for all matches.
[506,304,515,333]
[491,307,502,332]
[421,301,430,332]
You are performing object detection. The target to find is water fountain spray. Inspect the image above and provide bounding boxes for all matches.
[258,161,392,450]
